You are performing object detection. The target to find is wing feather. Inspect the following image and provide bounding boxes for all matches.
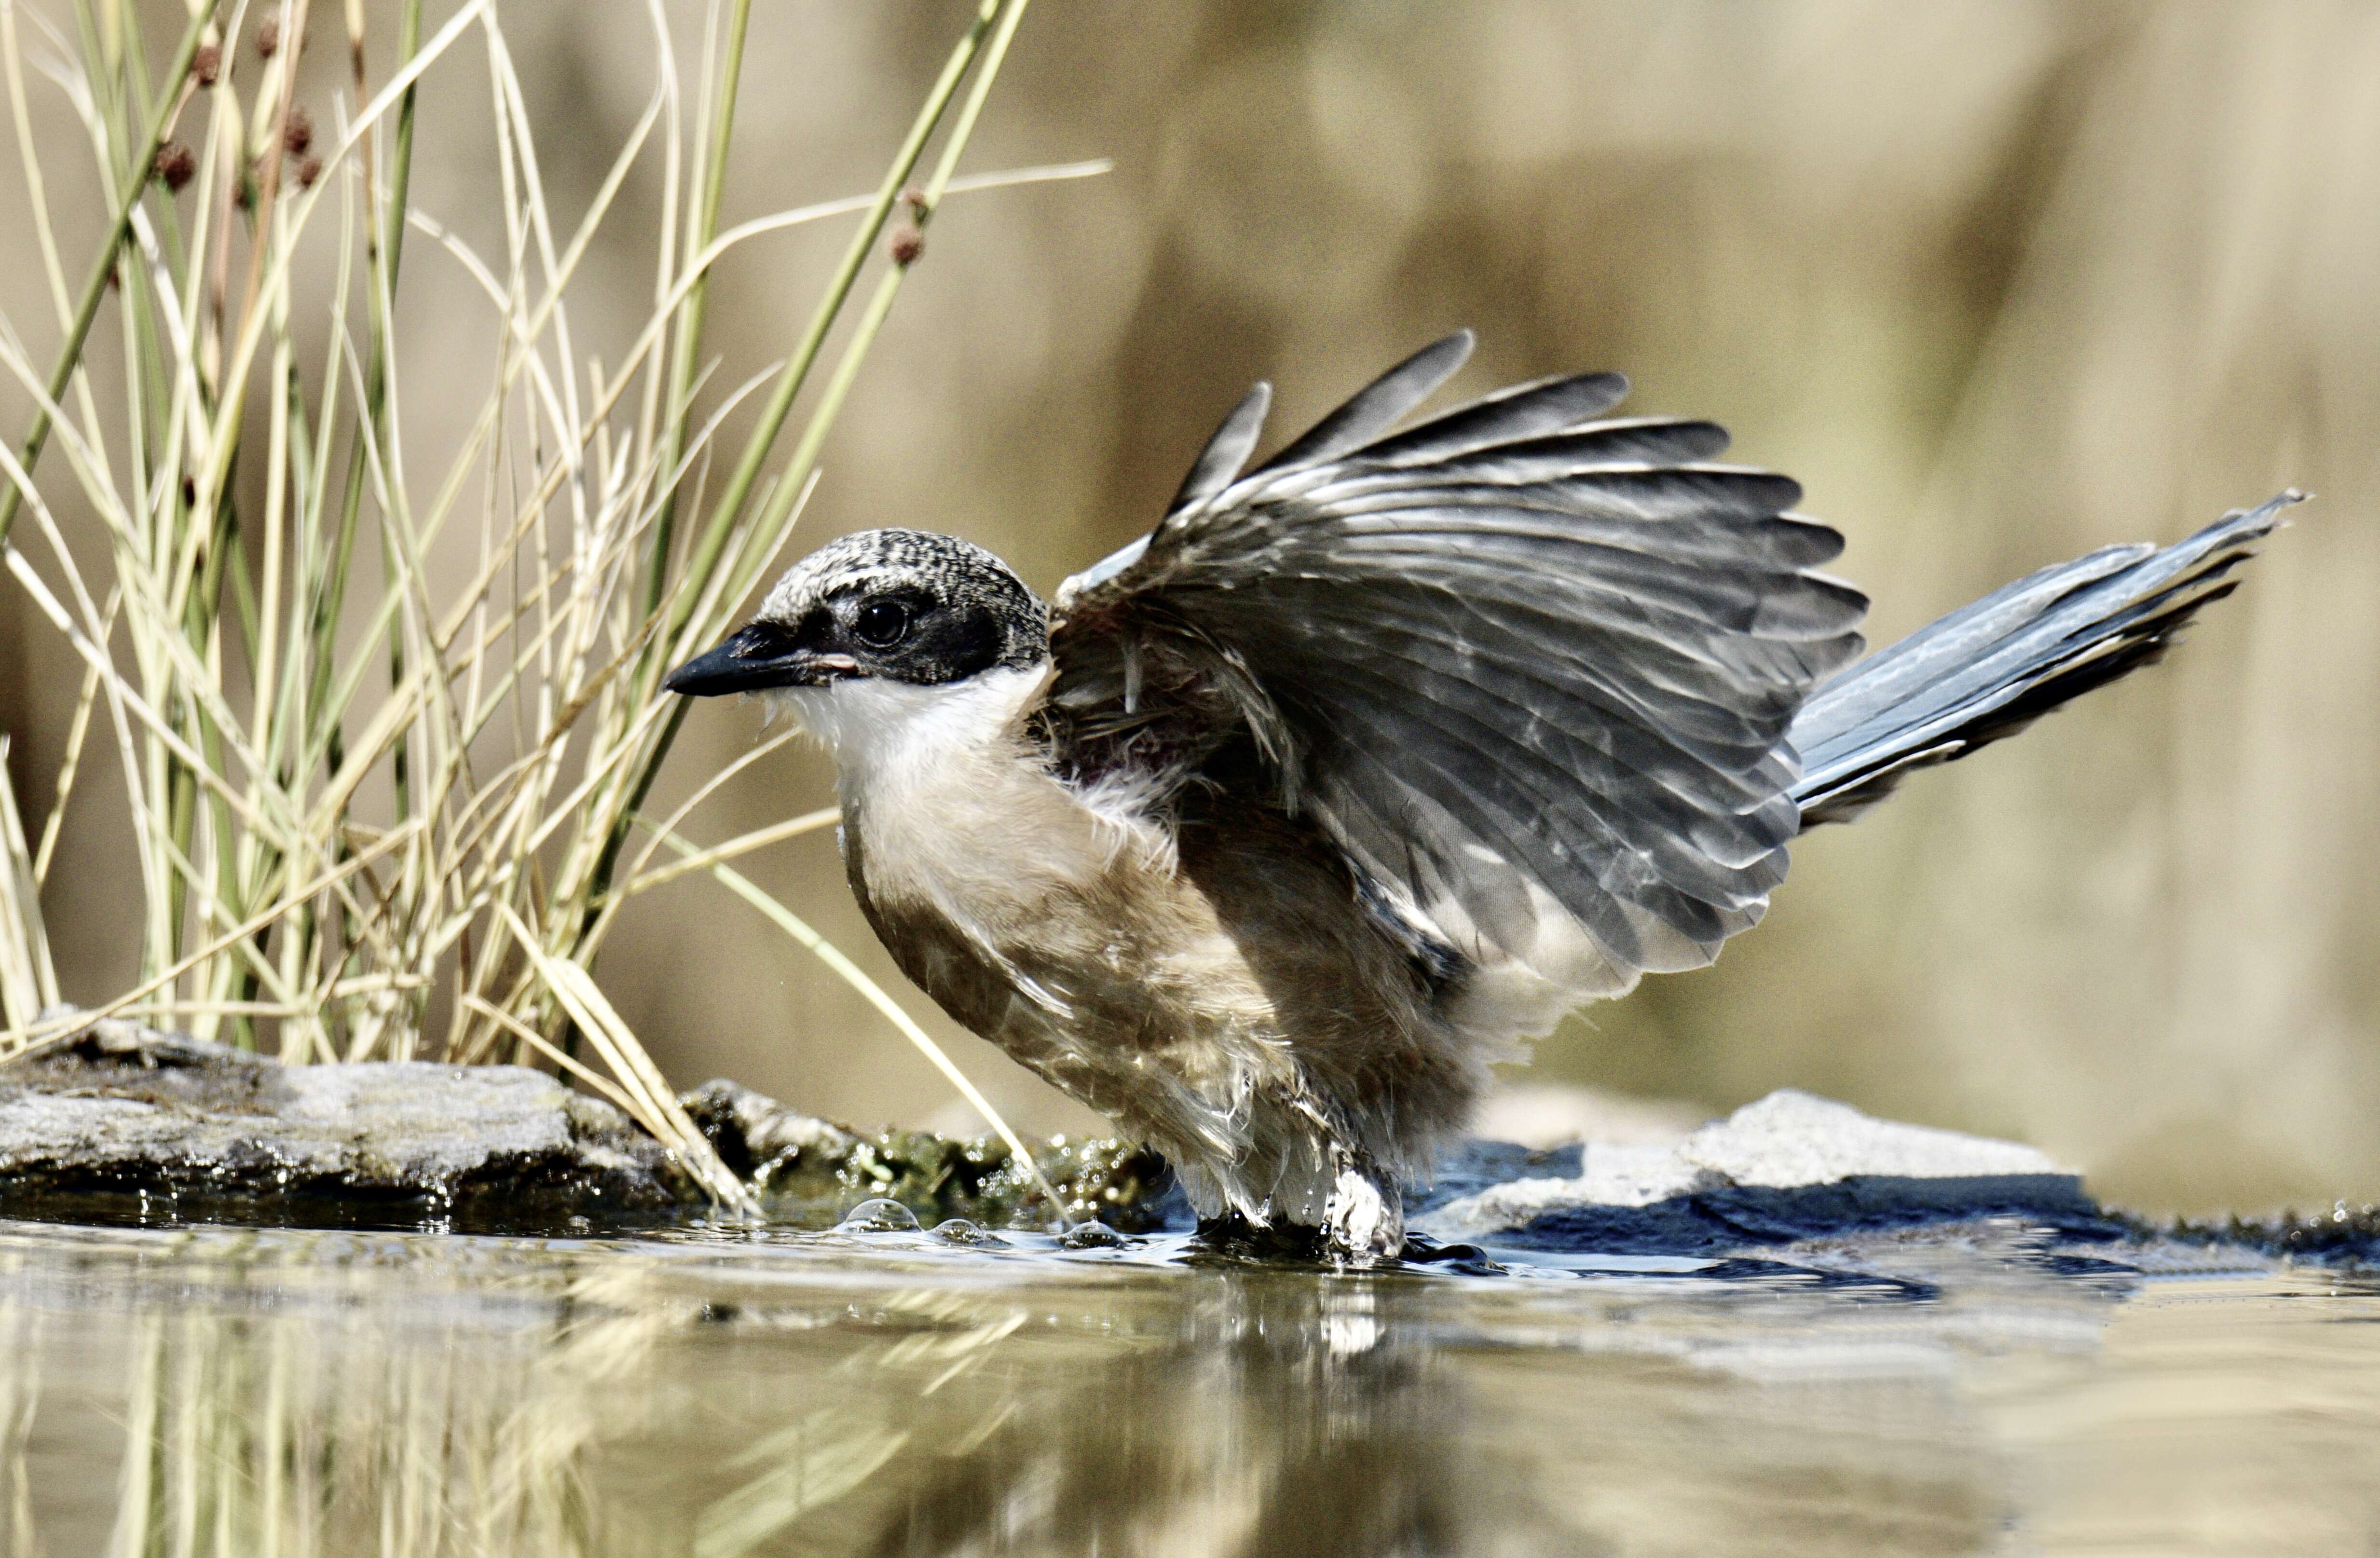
[1049,333,1866,1005]
[1358,369,1633,465]
[1168,381,1273,516]
[1275,593,1805,804]
[1253,331,1476,474]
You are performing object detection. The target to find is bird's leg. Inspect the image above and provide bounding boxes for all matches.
[1187,1163,1402,1265]
[1321,1144,1404,1266]
[1270,1084,1407,1265]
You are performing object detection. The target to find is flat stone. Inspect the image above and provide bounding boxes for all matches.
[0,1022,1178,1237]
[1678,1089,2062,1187]
[0,1020,2109,1253]
[0,1018,695,1230]
[1416,1088,2096,1250]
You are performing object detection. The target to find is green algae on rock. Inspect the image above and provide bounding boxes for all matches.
[679,1079,1177,1232]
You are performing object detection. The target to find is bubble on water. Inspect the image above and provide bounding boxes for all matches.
[931,1218,1008,1248]
[1060,1220,1132,1250]
[834,1198,920,1234]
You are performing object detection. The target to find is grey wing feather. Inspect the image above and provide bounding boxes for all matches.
[1049,333,1865,995]
[1359,371,1633,466]
[1169,381,1273,515]
[1253,330,1476,474]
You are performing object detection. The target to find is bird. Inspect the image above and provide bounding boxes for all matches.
[665,330,2290,1262]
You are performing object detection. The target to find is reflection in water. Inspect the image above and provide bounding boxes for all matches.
[847,1274,1571,1556]
[0,1220,2375,1555]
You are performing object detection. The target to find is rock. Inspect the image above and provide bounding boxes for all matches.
[680,1077,1183,1232]
[1680,1090,2063,1187]
[2158,1201,2380,1266]
[1414,1089,2099,1251]
[0,1025,1180,1237]
[0,1018,696,1231]
[0,1021,2109,1253]
[678,1078,857,1179]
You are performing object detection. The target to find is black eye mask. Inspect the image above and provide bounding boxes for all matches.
[667,537,1049,697]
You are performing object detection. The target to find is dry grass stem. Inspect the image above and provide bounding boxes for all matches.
[0,0,1063,1208]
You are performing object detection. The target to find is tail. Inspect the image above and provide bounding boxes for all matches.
[1789,492,2299,827]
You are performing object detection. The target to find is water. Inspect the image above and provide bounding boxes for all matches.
[1,1216,2376,1556]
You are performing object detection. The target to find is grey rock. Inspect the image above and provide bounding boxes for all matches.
[681,1075,1182,1232]
[0,1018,696,1230]
[678,1077,857,1179]
[1415,1089,2098,1251]
[0,1020,2113,1254]
[1681,1090,2064,1187]
[0,1025,1177,1237]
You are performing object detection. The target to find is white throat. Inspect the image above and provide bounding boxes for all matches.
[767,662,1051,806]
[765,656,1175,931]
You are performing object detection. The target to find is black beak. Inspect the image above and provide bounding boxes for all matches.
[664,624,857,697]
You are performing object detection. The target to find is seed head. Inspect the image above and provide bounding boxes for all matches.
[889,224,924,266]
[295,155,322,190]
[256,16,279,58]
[153,141,196,194]
[284,106,312,156]
[191,44,221,86]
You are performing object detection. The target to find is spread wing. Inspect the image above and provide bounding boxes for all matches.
[1045,331,1866,997]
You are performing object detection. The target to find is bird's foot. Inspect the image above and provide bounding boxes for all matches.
[1321,1162,1404,1267]
[1187,1179,1403,1266]
[1189,1211,1328,1262]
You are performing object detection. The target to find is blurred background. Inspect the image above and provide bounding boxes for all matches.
[3,1,2375,1216]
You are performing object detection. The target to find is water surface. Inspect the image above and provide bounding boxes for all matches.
[2,1216,2375,1555]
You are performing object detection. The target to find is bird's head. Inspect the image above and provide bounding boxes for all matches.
[665,528,1049,752]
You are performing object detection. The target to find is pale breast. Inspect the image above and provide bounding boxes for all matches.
[847,771,1304,1169]
[798,665,1487,1224]
[808,668,1288,1145]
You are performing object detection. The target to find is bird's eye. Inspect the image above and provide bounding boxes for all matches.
[854,598,912,648]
